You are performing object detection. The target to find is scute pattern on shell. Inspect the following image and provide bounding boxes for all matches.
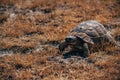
[71,20,108,38]
[75,32,94,44]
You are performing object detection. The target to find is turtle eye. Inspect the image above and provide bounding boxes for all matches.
[65,36,77,43]
[65,38,72,42]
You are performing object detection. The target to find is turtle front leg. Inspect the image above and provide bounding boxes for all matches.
[82,43,90,57]
[59,41,69,52]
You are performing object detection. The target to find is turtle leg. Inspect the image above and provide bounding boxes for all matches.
[82,43,90,57]
[106,34,120,47]
[59,41,69,52]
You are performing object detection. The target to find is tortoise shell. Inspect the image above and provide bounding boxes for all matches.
[70,20,108,44]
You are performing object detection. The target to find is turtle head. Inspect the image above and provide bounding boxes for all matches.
[65,35,77,43]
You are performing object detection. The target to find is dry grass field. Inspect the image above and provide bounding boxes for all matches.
[0,0,120,80]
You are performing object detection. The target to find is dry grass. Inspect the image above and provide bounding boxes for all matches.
[0,0,120,80]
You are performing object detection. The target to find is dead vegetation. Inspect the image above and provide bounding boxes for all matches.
[0,0,120,80]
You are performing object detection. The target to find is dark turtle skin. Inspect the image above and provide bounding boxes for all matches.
[59,20,119,57]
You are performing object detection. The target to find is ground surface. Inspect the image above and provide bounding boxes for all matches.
[0,0,120,80]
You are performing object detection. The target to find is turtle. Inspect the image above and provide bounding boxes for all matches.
[59,20,120,57]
